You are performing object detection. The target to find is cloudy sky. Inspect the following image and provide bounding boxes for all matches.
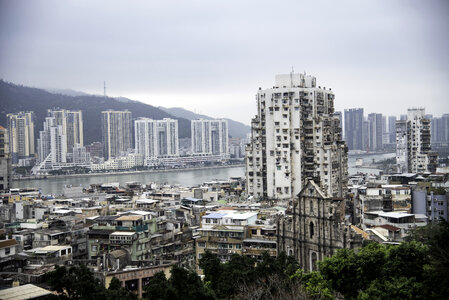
[1,0,448,124]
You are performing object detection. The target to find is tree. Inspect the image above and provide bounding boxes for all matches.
[145,267,214,300]
[198,251,223,294]
[106,277,138,300]
[407,220,449,298]
[318,248,359,299]
[358,277,421,300]
[45,265,137,300]
[45,265,107,299]
[145,272,170,300]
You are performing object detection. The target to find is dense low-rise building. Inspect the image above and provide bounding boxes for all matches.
[196,210,258,270]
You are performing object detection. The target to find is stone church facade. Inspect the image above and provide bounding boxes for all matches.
[277,180,363,271]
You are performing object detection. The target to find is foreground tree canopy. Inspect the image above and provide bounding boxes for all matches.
[44,220,449,299]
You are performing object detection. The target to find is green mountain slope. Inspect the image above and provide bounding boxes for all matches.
[0,80,191,144]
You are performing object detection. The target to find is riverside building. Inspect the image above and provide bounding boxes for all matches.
[245,73,347,201]
[32,116,67,173]
[344,108,364,151]
[0,126,12,192]
[6,111,35,165]
[191,119,229,156]
[102,110,133,160]
[135,118,179,166]
[48,109,83,153]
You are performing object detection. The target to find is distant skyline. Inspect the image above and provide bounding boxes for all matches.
[1,0,448,125]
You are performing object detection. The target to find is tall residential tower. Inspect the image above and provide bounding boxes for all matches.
[36,117,67,165]
[101,110,132,160]
[246,73,347,201]
[396,108,434,173]
[135,118,179,164]
[344,108,364,151]
[48,109,83,153]
[6,111,35,165]
[191,119,228,156]
[0,126,12,192]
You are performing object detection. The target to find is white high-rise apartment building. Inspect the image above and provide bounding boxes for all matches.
[135,118,179,163]
[396,108,432,173]
[37,117,67,164]
[0,126,12,192]
[102,110,133,160]
[48,109,83,153]
[6,112,35,164]
[191,119,228,156]
[395,120,408,173]
[246,73,347,201]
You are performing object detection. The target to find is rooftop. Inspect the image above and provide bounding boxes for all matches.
[0,239,18,249]
[116,215,143,221]
[0,284,52,300]
[111,231,135,236]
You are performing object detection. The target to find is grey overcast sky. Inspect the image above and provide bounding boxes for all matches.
[1,0,448,125]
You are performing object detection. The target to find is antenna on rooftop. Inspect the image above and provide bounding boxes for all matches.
[290,66,294,87]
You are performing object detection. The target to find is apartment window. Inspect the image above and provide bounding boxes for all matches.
[235,244,242,249]
[91,245,97,252]
[198,242,206,248]
[5,247,10,255]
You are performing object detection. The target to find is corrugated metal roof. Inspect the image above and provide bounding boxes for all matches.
[0,284,52,300]
[116,215,142,221]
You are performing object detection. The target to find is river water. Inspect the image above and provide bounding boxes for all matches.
[13,152,395,195]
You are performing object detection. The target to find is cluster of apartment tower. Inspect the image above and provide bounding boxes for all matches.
[1,72,443,186]
[344,108,448,153]
[3,109,229,172]
[245,73,441,202]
